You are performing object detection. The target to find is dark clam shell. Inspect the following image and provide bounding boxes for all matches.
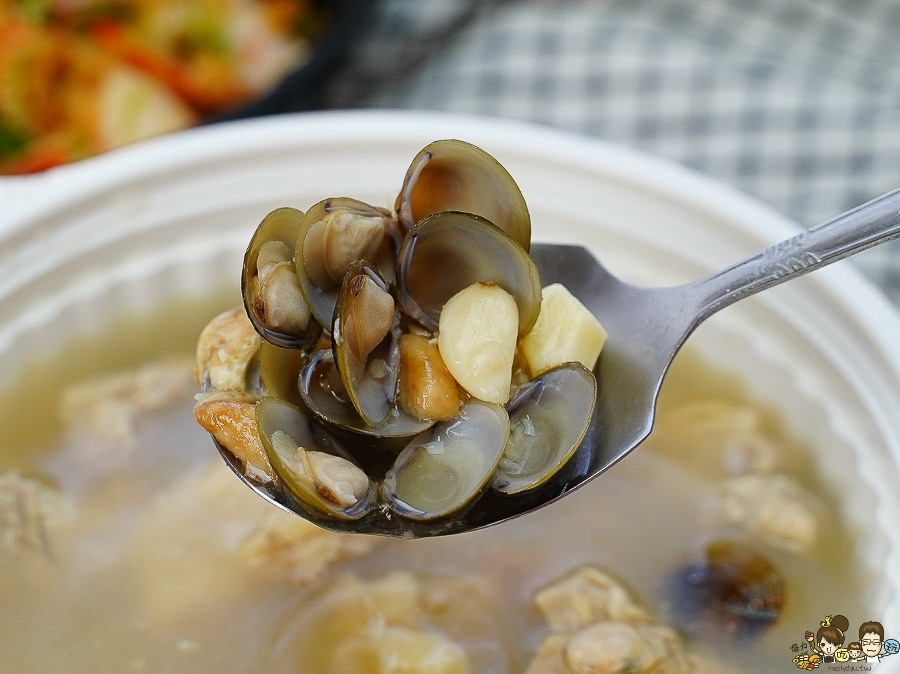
[493,362,596,494]
[299,349,433,438]
[383,400,509,521]
[395,139,531,251]
[669,541,787,643]
[396,211,541,335]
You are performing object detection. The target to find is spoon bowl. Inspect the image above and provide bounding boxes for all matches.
[216,187,900,537]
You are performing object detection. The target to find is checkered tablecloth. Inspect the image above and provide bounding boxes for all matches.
[319,0,900,305]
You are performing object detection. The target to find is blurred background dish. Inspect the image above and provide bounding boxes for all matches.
[0,0,374,174]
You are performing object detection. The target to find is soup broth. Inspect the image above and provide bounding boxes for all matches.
[0,297,871,673]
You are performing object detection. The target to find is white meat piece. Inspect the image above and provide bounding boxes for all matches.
[240,509,372,585]
[564,623,687,674]
[288,572,508,674]
[194,306,261,393]
[0,471,73,560]
[60,358,195,442]
[527,624,689,674]
[199,460,374,584]
[527,625,742,674]
[526,566,747,674]
[524,635,572,674]
[534,567,652,631]
[720,474,819,553]
[647,401,779,478]
[331,626,473,674]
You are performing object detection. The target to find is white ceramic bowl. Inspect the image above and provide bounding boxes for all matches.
[2,111,899,666]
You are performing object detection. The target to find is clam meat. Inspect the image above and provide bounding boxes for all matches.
[296,198,398,327]
[333,260,401,428]
[242,207,320,350]
[256,396,375,520]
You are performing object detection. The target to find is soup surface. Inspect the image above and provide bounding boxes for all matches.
[0,295,870,673]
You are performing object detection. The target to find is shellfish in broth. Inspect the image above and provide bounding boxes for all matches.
[242,207,321,350]
[296,198,398,328]
[333,260,401,429]
[299,349,433,439]
[257,396,376,520]
[197,139,606,534]
[383,400,510,521]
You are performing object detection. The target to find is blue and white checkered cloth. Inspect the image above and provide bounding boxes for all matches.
[320,0,900,305]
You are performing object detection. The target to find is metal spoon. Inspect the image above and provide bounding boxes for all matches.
[216,187,900,538]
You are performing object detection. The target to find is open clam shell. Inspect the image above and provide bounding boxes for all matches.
[333,260,402,429]
[242,207,321,350]
[395,139,531,251]
[256,396,375,520]
[396,211,542,335]
[259,341,308,407]
[299,349,433,438]
[295,198,398,328]
[492,362,597,494]
[383,401,510,521]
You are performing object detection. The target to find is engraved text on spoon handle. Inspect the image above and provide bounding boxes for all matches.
[688,187,900,323]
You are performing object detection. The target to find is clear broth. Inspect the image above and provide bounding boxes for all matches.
[0,296,871,673]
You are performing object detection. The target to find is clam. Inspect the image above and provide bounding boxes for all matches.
[395,139,531,251]
[383,401,510,520]
[299,349,433,438]
[333,260,401,428]
[242,207,321,349]
[669,541,786,643]
[201,140,612,535]
[493,363,596,494]
[296,198,398,328]
[256,396,375,520]
[396,211,542,335]
[259,341,307,407]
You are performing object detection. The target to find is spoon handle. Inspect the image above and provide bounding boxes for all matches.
[688,187,900,323]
